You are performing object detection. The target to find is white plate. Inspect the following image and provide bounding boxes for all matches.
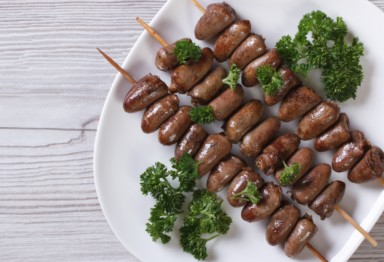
[94,0,384,261]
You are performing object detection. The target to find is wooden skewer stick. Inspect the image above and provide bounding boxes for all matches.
[335,204,378,247]
[96,48,137,84]
[376,177,384,187]
[136,17,168,47]
[191,0,206,13]
[305,243,328,262]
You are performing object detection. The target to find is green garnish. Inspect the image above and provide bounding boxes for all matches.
[230,180,262,204]
[180,189,232,260]
[140,153,199,243]
[256,65,284,96]
[189,105,215,125]
[279,162,302,186]
[174,39,202,65]
[223,64,241,90]
[275,10,364,102]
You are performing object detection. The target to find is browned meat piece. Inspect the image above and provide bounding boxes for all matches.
[284,215,317,257]
[158,106,192,145]
[266,204,300,246]
[189,66,227,105]
[141,94,179,133]
[225,99,264,143]
[255,133,301,175]
[124,74,168,112]
[297,101,340,140]
[174,124,208,160]
[155,38,191,71]
[275,147,314,186]
[348,147,384,183]
[240,117,280,157]
[194,2,235,40]
[332,130,371,172]
[309,180,345,219]
[227,168,264,207]
[228,34,267,69]
[241,182,282,222]
[169,47,214,93]
[242,48,283,87]
[209,85,244,121]
[291,164,331,205]
[194,134,232,176]
[213,20,251,62]
[278,86,322,122]
[314,113,351,152]
[207,155,246,193]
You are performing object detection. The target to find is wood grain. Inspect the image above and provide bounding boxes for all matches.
[0,0,383,261]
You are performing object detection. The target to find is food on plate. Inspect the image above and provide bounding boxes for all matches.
[332,130,371,172]
[297,101,340,140]
[256,64,284,96]
[228,33,267,69]
[213,20,251,62]
[241,182,283,222]
[189,66,227,105]
[174,124,208,160]
[309,180,346,219]
[207,155,246,193]
[291,164,331,205]
[169,47,214,93]
[278,86,322,122]
[275,147,314,186]
[284,215,318,257]
[240,117,281,157]
[194,2,236,40]
[348,147,384,183]
[194,133,232,176]
[266,204,301,246]
[255,133,301,175]
[224,99,264,143]
[242,48,283,87]
[208,85,244,120]
[174,39,202,65]
[158,106,192,145]
[141,94,179,133]
[314,113,351,152]
[227,168,264,207]
[124,74,168,112]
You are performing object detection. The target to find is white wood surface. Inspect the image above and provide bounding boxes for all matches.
[1,0,383,261]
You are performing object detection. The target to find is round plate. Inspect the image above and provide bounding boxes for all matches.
[94,0,384,261]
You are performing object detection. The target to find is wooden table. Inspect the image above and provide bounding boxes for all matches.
[1,0,383,261]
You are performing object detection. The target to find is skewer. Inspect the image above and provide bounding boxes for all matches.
[136,17,168,47]
[376,177,384,187]
[305,243,328,262]
[335,204,378,247]
[96,48,137,84]
[191,0,206,13]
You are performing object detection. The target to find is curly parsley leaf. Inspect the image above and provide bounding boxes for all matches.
[223,64,241,91]
[189,105,215,125]
[256,65,284,96]
[174,39,202,65]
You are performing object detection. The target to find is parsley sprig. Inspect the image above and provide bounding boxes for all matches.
[276,10,364,102]
[256,65,284,96]
[189,105,215,125]
[174,39,202,65]
[180,189,232,260]
[223,64,241,90]
[278,162,302,186]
